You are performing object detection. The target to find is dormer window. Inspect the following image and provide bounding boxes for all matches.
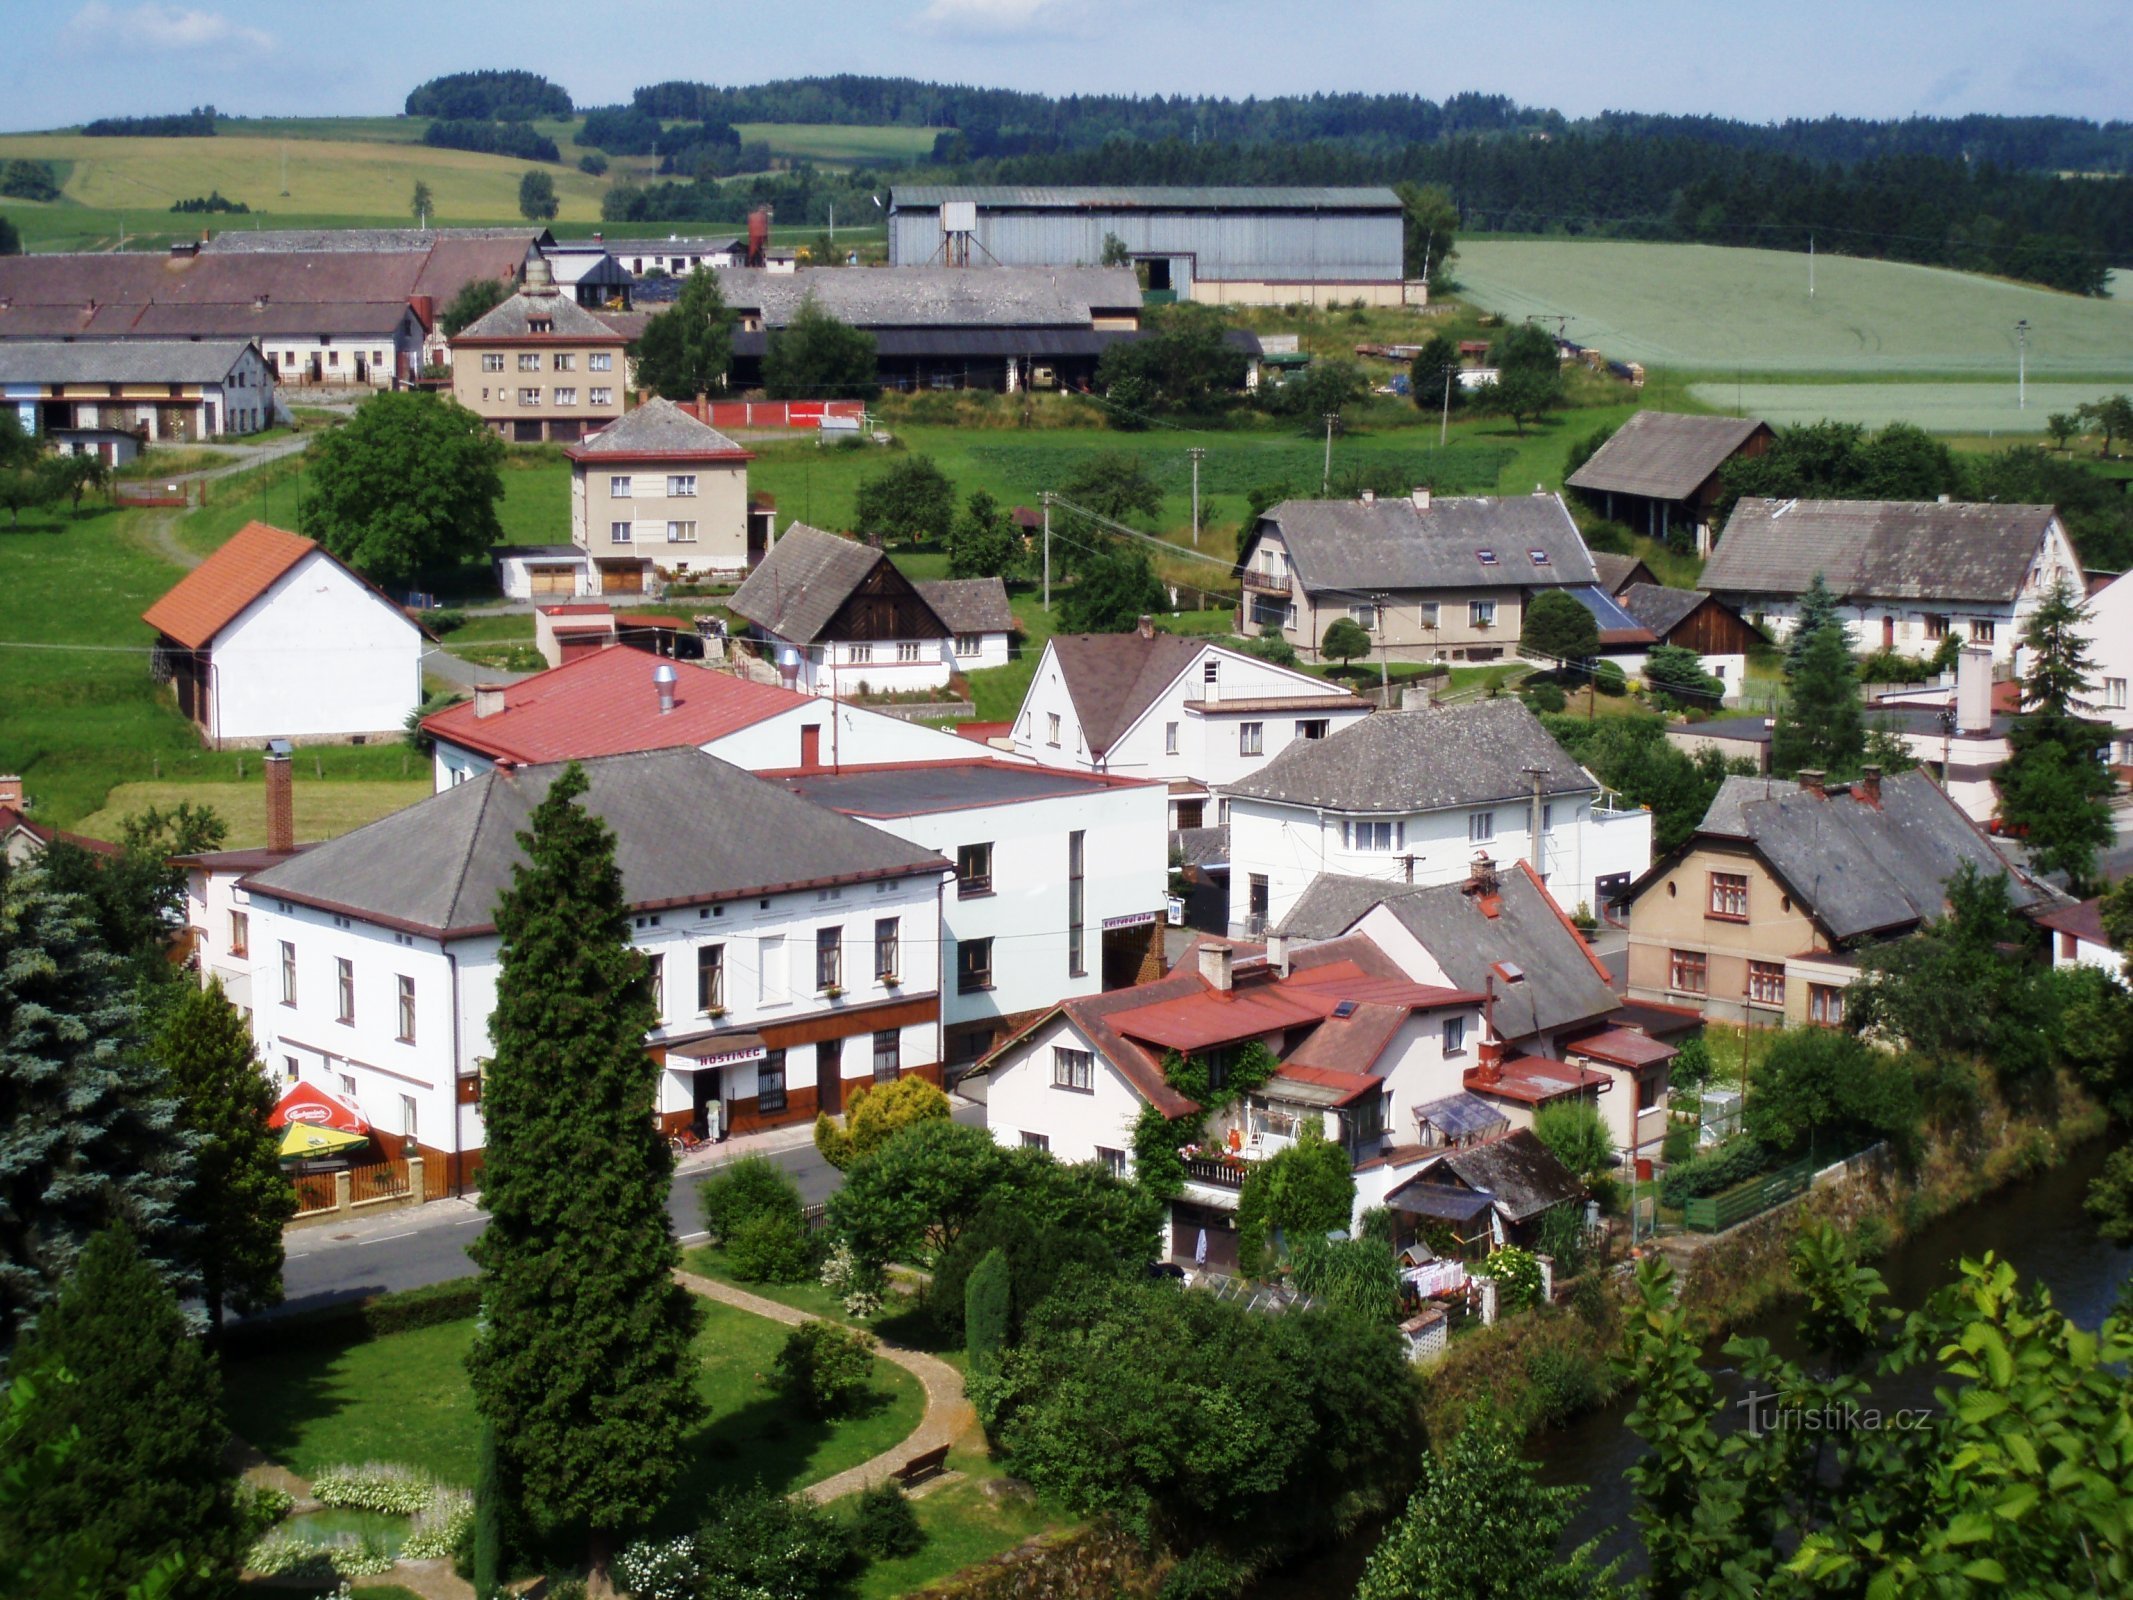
[528,318,553,334]
[1529,549,1551,566]
[1476,549,1498,566]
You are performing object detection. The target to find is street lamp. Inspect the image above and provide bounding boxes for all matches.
[2016,319,2030,411]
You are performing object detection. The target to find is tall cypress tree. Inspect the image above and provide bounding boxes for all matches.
[1771,621,1866,779]
[0,1225,242,1599]
[155,979,295,1336]
[465,764,701,1578]
[0,863,196,1347]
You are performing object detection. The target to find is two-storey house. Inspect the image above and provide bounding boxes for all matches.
[448,256,629,443]
[562,398,757,593]
[2078,567,2133,777]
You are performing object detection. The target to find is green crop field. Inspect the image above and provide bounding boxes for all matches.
[1687,379,2132,433]
[731,122,939,165]
[1456,239,2133,378]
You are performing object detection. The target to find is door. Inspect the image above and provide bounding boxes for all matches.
[815,1038,842,1117]
[1883,615,1895,650]
[799,724,822,768]
[691,1068,722,1140]
[531,566,575,597]
[601,564,640,595]
[1249,873,1270,928]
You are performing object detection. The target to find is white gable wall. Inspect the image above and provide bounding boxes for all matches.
[209,550,424,742]
[2081,571,2133,765]
[983,1013,1147,1168]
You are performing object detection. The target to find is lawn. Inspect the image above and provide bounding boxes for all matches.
[76,778,432,848]
[222,1300,923,1520]
[1456,239,2133,378]
[849,1459,1063,1599]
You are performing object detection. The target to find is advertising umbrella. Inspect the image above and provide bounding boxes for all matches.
[269,1081,371,1135]
[278,1123,370,1160]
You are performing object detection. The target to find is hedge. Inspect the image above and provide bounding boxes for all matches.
[221,1277,482,1359]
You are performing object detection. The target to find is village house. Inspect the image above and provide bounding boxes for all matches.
[2079,567,2133,778]
[1701,498,2083,667]
[142,521,428,746]
[1608,584,1764,692]
[0,775,120,868]
[1590,551,1662,597]
[194,748,950,1189]
[1565,411,1774,553]
[1008,619,1372,830]
[1377,1128,1587,1258]
[448,257,629,442]
[544,234,742,280]
[728,523,1013,696]
[1236,489,1601,664]
[1620,767,2050,1027]
[0,338,274,456]
[2038,898,2124,984]
[563,398,759,594]
[1220,697,1653,936]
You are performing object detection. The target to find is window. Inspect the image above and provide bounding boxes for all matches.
[552,353,576,371]
[339,1072,357,1098]
[518,353,541,372]
[873,1029,900,1081]
[1164,721,1180,755]
[2105,678,2129,710]
[229,909,249,956]
[610,475,633,497]
[1924,613,1950,641]
[610,520,633,545]
[816,926,843,991]
[1971,619,1996,645]
[1476,548,1498,566]
[757,1049,787,1114]
[958,937,994,993]
[397,975,416,1043]
[336,958,355,1024]
[849,642,873,665]
[1239,722,1264,756]
[518,386,542,406]
[590,387,613,406]
[647,952,665,1018]
[1046,712,1062,747]
[482,352,505,373]
[874,918,900,983]
[1748,960,1786,1007]
[1350,603,1378,629]
[1021,1131,1051,1152]
[553,387,577,406]
[666,474,697,497]
[1096,1146,1128,1178]
[1442,1015,1467,1055]
[954,633,982,657]
[590,352,614,371]
[1469,599,1498,628]
[280,941,297,1005]
[1296,718,1329,741]
[666,521,697,543]
[1419,602,1440,627]
[1203,660,1219,685]
[1347,818,1403,851]
[1067,830,1086,978]
[1052,1047,1094,1091]
[401,1095,418,1139]
[1669,948,1709,995]
[1529,549,1552,566]
[957,842,993,897]
[328,350,340,367]
[1809,983,1847,1027]
[896,640,922,663]
[284,1055,299,1081]
[759,934,787,1002]
[1708,872,1749,920]
[1468,811,1494,843]
[697,944,725,1012]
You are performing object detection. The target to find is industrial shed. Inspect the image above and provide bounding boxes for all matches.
[886,186,1414,307]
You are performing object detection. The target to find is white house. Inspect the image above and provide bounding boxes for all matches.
[2038,899,2123,984]
[1220,696,1653,935]
[421,646,986,792]
[781,759,1169,1068]
[189,748,950,1191]
[141,520,427,746]
[1,338,276,452]
[1008,619,1373,829]
[2079,568,2133,774]
[1702,498,2083,668]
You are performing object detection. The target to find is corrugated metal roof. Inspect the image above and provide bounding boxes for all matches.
[892,186,1403,211]
[716,265,1141,328]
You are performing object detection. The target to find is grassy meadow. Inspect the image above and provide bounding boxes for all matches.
[1685,378,2127,432]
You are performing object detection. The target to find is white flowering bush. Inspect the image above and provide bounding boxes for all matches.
[400,1486,474,1561]
[819,1241,885,1319]
[310,1461,439,1515]
[245,1531,394,1581]
[615,1532,702,1600]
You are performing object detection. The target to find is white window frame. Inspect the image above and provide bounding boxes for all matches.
[610,475,632,497]
[517,353,541,372]
[1346,818,1402,851]
[610,521,633,545]
[666,521,697,543]
[589,352,614,372]
[1470,599,1498,629]
[481,352,504,373]
[1051,1046,1094,1092]
[518,386,542,406]
[666,474,698,497]
[1468,810,1495,843]
[553,387,578,407]
[590,387,613,406]
[1240,721,1264,757]
[1164,721,1179,755]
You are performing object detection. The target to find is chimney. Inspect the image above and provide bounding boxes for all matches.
[1956,643,1992,735]
[1937,493,1952,504]
[1798,769,1826,797]
[200,227,210,245]
[1265,932,1289,977]
[1360,488,1376,506]
[1411,486,1431,512]
[1400,683,1430,712]
[474,684,507,719]
[264,740,294,855]
[1199,940,1234,993]
[592,230,603,243]
[1136,614,1156,641]
[1859,764,1882,804]
[1525,766,1546,876]
[654,661,679,714]
[1465,852,1499,898]
[0,774,22,810]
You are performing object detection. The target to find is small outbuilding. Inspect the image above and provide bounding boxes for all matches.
[1567,411,1773,554]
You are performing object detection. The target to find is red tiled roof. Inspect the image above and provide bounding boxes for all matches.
[955,721,1012,743]
[1269,1062,1383,1105]
[142,521,317,649]
[2036,897,2112,948]
[421,648,807,765]
[1466,1055,1613,1104]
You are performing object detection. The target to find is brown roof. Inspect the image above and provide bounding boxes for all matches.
[1567,412,1769,501]
[142,521,318,649]
[0,807,123,858]
[1589,552,1658,595]
[2036,897,2114,950]
[1705,499,2063,605]
[1047,632,1207,756]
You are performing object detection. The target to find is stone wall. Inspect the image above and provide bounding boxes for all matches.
[905,1525,1163,1600]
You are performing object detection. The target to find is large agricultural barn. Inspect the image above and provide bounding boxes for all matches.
[887,186,1415,307]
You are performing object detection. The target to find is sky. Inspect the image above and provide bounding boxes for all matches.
[2,0,2130,131]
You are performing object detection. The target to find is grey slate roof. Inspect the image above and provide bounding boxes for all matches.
[1566,411,1767,501]
[1253,493,1596,593]
[713,266,1142,328]
[1412,1129,1584,1223]
[1224,699,1596,813]
[243,748,945,938]
[570,398,746,458]
[893,186,1402,211]
[1276,867,1620,1040]
[913,577,1013,634]
[1172,825,1229,870]
[0,338,255,383]
[1704,499,2062,605]
[1616,583,1710,638]
[202,227,544,253]
[455,283,622,342]
[729,524,945,645]
[1689,771,2044,941]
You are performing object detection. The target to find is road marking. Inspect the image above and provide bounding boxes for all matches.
[366,1230,417,1243]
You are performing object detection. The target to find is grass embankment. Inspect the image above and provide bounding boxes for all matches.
[76,777,431,847]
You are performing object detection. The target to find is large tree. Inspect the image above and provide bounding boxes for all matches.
[1770,619,1864,778]
[760,294,879,401]
[517,170,558,222]
[38,801,226,989]
[465,764,701,1578]
[1520,588,1600,664]
[1056,450,1165,527]
[853,454,955,547]
[1408,333,1463,416]
[1058,546,1166,633]
[155,980,294,1335]
[439,275,509,338]
[633,266,734,400]
[1393,180,1460,285]
[0,1226,242,1599]
[0,865,196,1345]
[1093,303,1248,414]
[1999,574,2114,889]
[947,489,1023,581]
[827,1117,1013,1270]
[300,391,505,586]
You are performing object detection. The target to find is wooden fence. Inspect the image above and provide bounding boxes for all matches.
[1683,1155,1816,1233]
[289,1152,417,1216]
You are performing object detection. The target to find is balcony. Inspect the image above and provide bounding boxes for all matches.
[1182,1155,1249,1190]
[1241,568,1292,596]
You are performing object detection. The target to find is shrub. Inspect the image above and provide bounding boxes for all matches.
[1522,678,1567,714]
[813,1076,951,1170]
[698,1484,852,1600]
[1525,1340,1604,1424]
[245,1527,395,1580]
[1661,1123,1698,1165]
[1475,1245,1543,1312]
[548,1582,588,1600]
[401,1487,475,1560]
[1657,1136,1772,1208]
[615,1532,702,1600]
[700,1156,803,1244]
[1593,660,1628,696]
[850,1481,925,1560]
[311,1461,438,1514]
[964,1245,1010,1376]
[234,1483,295,1542]
[1532,1101,1611,1183]
[1159,1548,1253,1599]
[774,1321,877,1418]
[1670,1034,1713,1093]
[819,1240,886,1319]
[724,1209,815,1284]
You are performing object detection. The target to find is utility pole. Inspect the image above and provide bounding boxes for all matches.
[1808,232,1814,298]
[1439,366,1453,448]
[1187,447,1206,546]
[2016,318,2030,410]
[1373,592,1391,706]
[1042,492,1052,611]
[1322,413,1338,495]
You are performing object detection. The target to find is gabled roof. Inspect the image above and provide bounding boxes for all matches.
[728,524,947,645]
[1589,552,1659,596]
[1615,583,1714,638]
[2036,897,2114,950]
[420,647,808,765]
[1392,1128,1583,1224]
[1705,499,2062,605]
[566,397,750,461]
[242,748,946,940]
[1041,632,1359,759]
[1566,411,1768,501]
[0,806,123,859]
[1251,493,1596,593]
[0,339,257,384]
[1567,584,1656,647]
[1222,699,1596,813]
[913,577,1014,635]
[453,283,623,343]
[1276,861,1620,1041]
[142,522,321,649]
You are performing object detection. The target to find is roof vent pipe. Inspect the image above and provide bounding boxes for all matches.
[654,661,679,714]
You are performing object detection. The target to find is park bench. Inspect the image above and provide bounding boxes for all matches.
[894,1444,951,1489]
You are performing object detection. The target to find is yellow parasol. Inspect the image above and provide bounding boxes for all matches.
[279,1122,369,1160]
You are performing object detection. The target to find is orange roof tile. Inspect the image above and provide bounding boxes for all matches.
[142,521,317,649]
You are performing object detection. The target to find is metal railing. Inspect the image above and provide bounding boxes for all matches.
[1183,1156,1248,1190]
[1240,569,1293,595]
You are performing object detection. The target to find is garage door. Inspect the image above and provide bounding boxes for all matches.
[530,566,576,597]
[601,565,642,595]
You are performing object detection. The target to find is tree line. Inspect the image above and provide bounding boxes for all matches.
[79,107,216,138]
[403,71,571,121]
[420,119,560,164]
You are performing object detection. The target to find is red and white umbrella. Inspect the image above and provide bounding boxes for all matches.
[268,1080,371,1135]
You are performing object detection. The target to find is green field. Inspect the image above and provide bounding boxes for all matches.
[1456,239,2133,377]
[1687,379,2130,432]
[730,122,938,164]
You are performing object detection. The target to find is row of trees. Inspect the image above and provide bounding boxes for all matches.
[0,415,112,525]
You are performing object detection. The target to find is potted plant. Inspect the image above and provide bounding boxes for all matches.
[823,984,846,1000]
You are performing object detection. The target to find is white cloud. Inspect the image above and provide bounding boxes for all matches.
[913,0,1079,37]
[62,2,275,56]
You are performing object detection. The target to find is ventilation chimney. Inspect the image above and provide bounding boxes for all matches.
[264,740,294,855]
[252,292,268,311]
[1412,486,1431,512]
[1465,852,1500,899]
[1938,493,1952,504]
[654,661,679,714]
[1956,643,1992,735]
[1401,683,1431,712]
[1798,769,1826,798]
[1199,940,1234,993]
[474,684,507,719]
[1136,615,1156,641]
[1859,764,1882,804]
[1360,488,1376,506]
[1265,932,1289,977]
[0,774,23,810]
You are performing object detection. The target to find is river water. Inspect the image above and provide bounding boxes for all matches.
[1250,1139,2133,1597]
